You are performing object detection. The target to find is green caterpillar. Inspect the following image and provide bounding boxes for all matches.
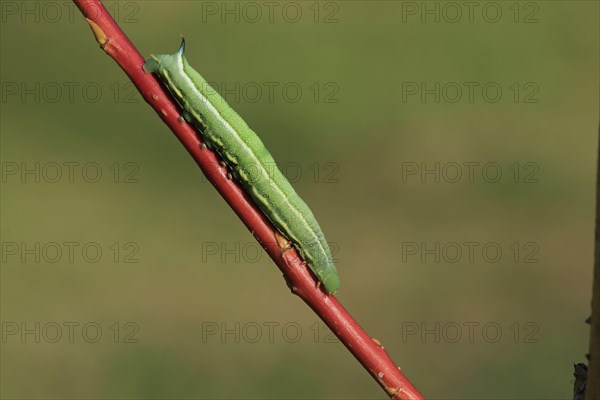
[143,39,340,294]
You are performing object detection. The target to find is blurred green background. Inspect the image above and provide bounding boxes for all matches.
[1,1,598,399]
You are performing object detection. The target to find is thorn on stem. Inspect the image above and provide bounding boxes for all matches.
[85,18,108,47]
[372,337,385,349]
[275,231,292,251]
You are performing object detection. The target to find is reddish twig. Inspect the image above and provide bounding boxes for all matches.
[72,1,424,398]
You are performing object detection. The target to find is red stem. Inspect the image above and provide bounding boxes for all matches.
[72,1,425,398]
